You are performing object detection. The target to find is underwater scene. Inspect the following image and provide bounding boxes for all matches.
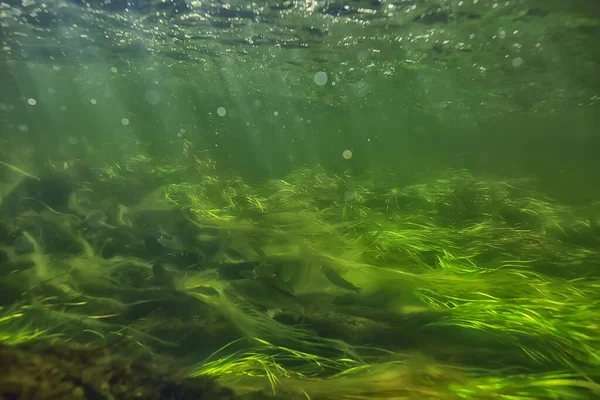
[1,0,599,399]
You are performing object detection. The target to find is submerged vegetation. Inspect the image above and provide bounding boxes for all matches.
[0,146,599,399]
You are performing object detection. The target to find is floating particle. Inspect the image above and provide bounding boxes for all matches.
[19,125,28,132]
[68,137,78,145]
[342,149,353,159]
[27,98,36,105]
[217,106,227,116]
[512,57,524,67]
[144,90,160,105]
[351,81,370,98]
[314,71,328,86]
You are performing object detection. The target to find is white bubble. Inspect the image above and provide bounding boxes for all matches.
[314,71,328,86]
[351,82,370,98]
[512,57,524,67]
[47,88,55,94]
[27,98,36,105]
[19,125,29,132]
[217,106,227,116]
[68,137,78,145]
[342,149,353,160]
[90,99,97,105]
[120,118,129,126]
[110,66,118,73]
[144,90,160,105]
[273,111,279,116]
[60,105,67,111]
[179,128,186,133]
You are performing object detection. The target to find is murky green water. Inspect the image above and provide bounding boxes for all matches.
[0,1,599,399]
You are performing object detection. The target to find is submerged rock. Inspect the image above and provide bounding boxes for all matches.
[0,342,242,400]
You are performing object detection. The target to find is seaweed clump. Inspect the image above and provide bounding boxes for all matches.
[0,341,241,400]
[1,146,599,399]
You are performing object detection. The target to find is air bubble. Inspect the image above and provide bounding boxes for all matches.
[512,57,524,67]
[314,71,328,86]
[144,90,160,105]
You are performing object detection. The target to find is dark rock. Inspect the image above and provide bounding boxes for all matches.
[0,342,242,400]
